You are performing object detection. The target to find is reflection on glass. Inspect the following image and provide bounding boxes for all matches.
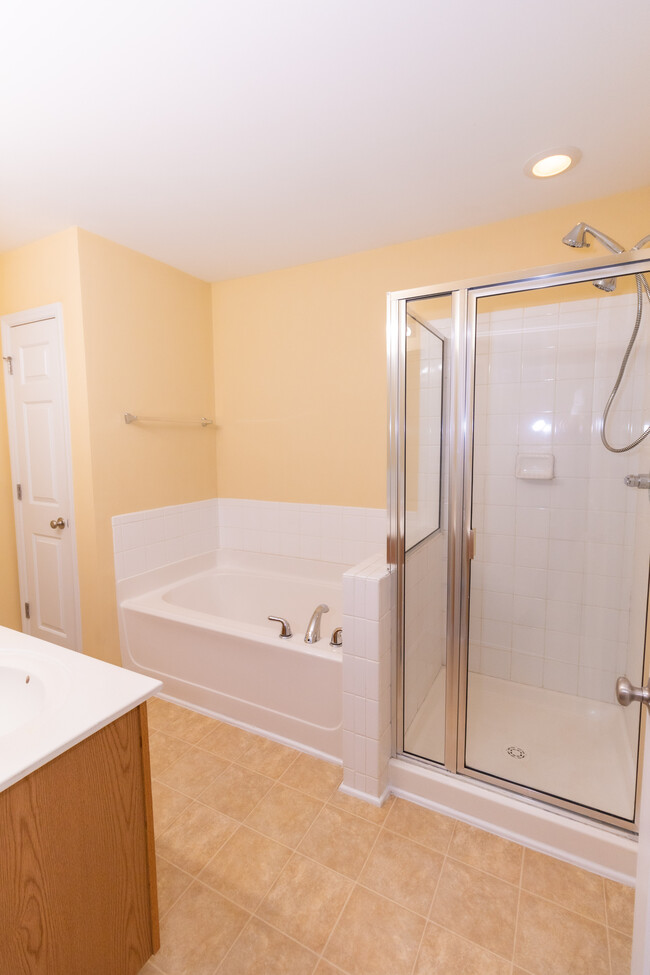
[465,275,649,821]
[402,295,451,765]
[405,315,444,550]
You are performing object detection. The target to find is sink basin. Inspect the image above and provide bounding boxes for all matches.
[0,649,72,736]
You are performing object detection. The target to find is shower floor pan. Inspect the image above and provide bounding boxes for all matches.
[405,668,636,823]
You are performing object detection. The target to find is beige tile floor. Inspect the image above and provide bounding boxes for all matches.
[139,698,635,975]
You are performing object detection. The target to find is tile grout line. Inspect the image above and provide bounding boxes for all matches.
[410,814,462,973]
[310,807,391,975]
[153,852,195,921]
[511,839,527,970]
[210,910,258,975]
[152,753,328,844]
[604,918,614,975]
[405,828,451,975]
[601,874,614,975]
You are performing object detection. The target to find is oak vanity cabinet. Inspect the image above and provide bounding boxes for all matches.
[0,703,159,975]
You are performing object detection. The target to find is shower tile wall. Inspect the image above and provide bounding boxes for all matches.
[470,293,649,709]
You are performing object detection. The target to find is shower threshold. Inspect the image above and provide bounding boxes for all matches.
[405,668,636,823]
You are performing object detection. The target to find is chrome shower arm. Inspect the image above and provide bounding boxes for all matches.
[562,222,625,254]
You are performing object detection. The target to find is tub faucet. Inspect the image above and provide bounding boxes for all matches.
[304,604,329,644]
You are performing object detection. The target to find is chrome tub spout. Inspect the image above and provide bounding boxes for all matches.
[304,603,329,644]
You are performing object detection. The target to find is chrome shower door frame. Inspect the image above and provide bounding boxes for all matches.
[389,249,650,831]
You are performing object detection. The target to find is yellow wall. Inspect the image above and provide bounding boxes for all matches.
[0,229,215,665]
[75,230,215,663]
[212,184,650,508]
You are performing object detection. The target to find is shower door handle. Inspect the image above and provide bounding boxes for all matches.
[467,529,476,560]
[616,676,650,709]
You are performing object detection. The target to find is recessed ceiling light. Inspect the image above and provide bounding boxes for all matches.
[524,147,581,179]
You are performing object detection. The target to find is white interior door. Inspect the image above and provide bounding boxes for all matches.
[2,304,81,651]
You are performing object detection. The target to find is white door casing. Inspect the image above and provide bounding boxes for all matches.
[1,304,81,651]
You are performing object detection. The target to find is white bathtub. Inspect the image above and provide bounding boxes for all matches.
[117,551,344,760]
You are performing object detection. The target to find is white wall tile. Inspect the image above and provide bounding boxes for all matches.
[543,659,578,695]
[511,652,544,687]
[512,624,545,656]
[545,629,579,665]
[481,646,511,680]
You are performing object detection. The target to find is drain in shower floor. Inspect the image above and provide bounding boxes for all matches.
[506,745,527,759]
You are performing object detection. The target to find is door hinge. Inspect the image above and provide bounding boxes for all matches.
[16,483,22,501]
[24,602,30,619]
[3,355,12,375]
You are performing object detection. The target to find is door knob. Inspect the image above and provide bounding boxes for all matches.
[616,676,650,709]
[49,517,66,530]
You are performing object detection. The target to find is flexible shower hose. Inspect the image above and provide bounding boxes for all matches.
[600,272,650,453]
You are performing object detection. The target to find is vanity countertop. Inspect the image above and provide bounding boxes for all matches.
[0,625,161,793]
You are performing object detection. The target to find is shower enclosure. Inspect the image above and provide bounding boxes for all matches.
[389,249,650,830]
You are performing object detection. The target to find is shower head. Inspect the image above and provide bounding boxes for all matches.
[594,277,617,293]
[562,222,625,254]
[562,223,589,248]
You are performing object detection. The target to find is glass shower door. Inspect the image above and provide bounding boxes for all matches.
[463,273,650,823]
[401,294,451,765]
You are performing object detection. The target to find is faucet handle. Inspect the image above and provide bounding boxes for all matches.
[268,616,293,639]
[330,627,343,648]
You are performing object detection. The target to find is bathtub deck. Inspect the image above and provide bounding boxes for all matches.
[141,698,633,975]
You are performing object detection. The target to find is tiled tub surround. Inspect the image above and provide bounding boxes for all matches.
[140,697,635,975]
[113,498,220,581]
[113,499,386,582]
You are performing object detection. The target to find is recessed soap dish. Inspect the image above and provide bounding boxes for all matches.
[515,453,554,480]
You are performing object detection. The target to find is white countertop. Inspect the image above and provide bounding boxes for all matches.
[0,625,161,793]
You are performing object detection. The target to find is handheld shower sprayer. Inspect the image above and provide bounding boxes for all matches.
[561,221,650,453]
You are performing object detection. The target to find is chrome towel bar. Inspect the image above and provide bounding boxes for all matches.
[124,412,213,427]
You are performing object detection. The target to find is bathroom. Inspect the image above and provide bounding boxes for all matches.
[1,3,650,974]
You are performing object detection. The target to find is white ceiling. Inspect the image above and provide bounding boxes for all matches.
[1,0,649,282]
